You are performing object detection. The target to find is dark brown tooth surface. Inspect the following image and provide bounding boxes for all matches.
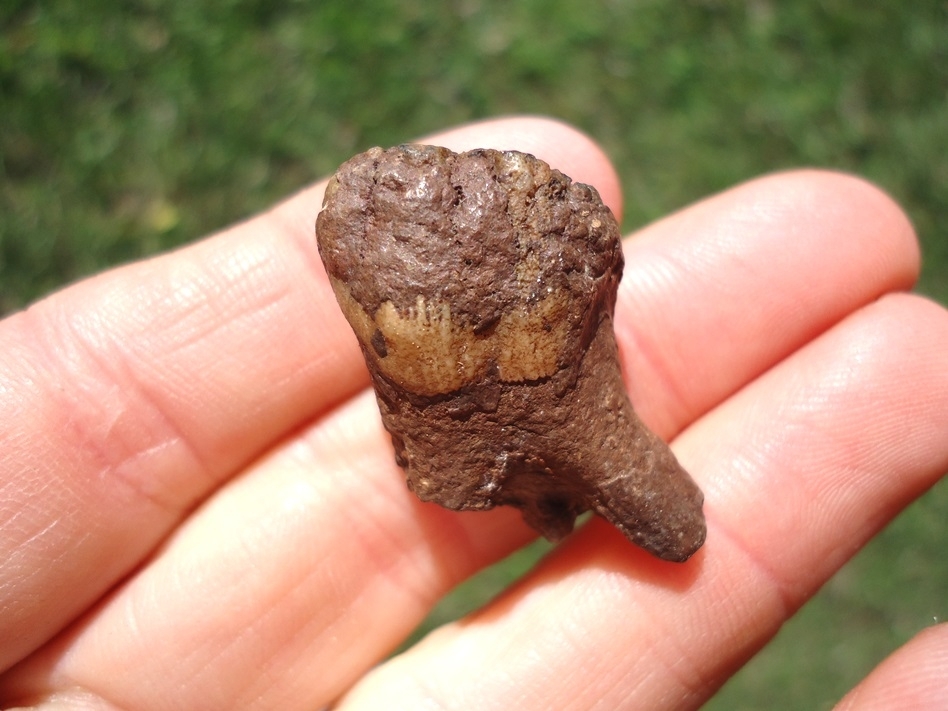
[315,144,706,562]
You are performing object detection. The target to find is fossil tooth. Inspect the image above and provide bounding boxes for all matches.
[315,144,706,562]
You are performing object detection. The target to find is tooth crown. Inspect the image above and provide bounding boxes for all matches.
[317,145,620,394]
[316,145,706,562]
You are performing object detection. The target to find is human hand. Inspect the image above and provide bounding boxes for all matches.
[1,117,946,710]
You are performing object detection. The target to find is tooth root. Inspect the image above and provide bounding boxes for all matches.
[561,318,706,562]
[316,145,706,561]
[369,314,705,562]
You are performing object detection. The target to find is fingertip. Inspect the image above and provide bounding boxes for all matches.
[614,167,923,440]
[748,168,920,287]
[834,623,948,711]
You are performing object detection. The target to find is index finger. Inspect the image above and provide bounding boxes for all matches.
[0,116,622,672]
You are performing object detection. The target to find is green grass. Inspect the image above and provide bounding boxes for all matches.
[2,1,946,707]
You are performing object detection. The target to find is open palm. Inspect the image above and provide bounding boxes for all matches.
[2,117,947,710]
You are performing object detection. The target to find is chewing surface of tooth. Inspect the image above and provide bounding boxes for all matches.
[315,144,706,562]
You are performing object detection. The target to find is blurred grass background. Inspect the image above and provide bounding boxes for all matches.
[2,0,945,707]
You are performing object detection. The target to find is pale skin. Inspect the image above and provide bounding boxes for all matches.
[1,116,947,710]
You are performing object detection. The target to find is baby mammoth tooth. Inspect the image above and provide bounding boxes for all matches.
[315,144,706,562]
